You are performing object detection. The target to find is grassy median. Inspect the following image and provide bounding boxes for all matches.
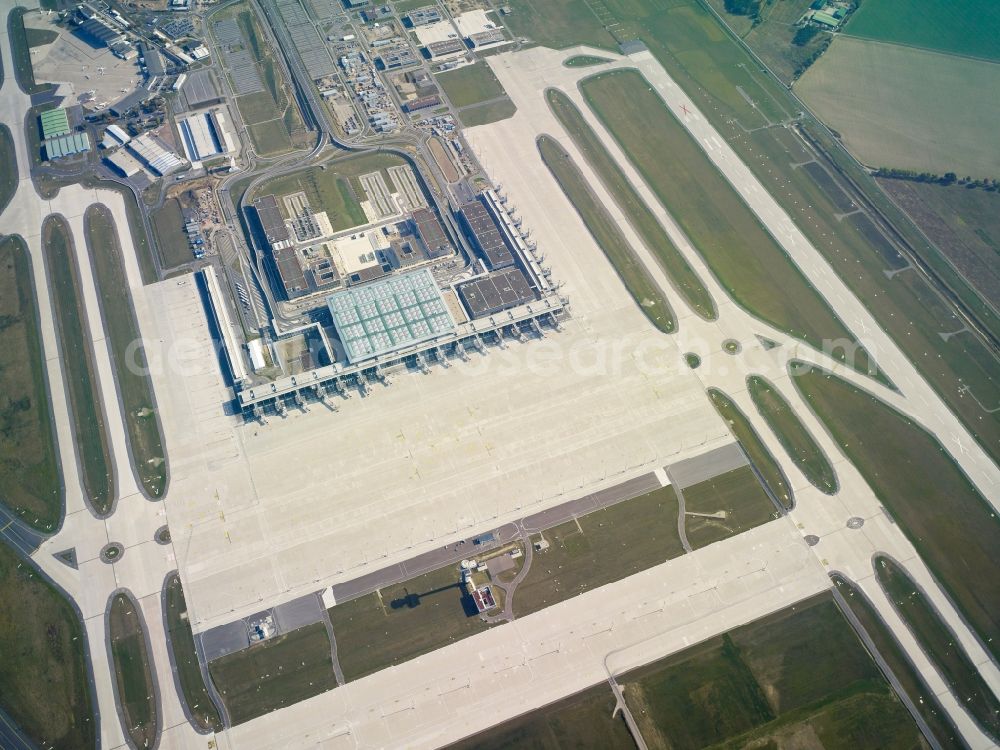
[208,623,337,726]
[513,485,686,616]
[538,134,676,333]
[8,8,55,95]
[0,236,62,531]
[0,542,95,749]
[747,374,838,494]
[0,125,16,213]
[546,88,716,320]
[707,388,793,510]
[621,593,923,749]
[682,465,776,550]
[328,563,499,683]
[165,574,223,732]
[447,683,634,749]
[85,206,166,497]
[108,592,158,749]
[795,363,1000,661]
[831,573,965,749]
[875,556,999,742]
[507,0,1000,458]
[42,216,113,514]
[581,69,881,379]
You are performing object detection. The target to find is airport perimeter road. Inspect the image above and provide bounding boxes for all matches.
[328,469,666,605]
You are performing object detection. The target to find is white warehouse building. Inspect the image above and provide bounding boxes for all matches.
[177,110,236,163]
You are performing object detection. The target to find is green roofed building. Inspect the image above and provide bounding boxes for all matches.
[326,267,456,364]
[43,132,91,160]
[811,10,840,28]
[39,108,71,139]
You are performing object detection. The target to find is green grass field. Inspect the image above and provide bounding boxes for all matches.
[0,543,95,749]
[622,594,923,750]
[436,61,509,108]
[447,683,635,749]
[0,236,62,531]
[794,364,1000,661]
[682,465,776,550]
[537,134,675,333]
[458,99,517,127]
[85,206,166,498]
[546,89,716,320]
[747,374,838,494]
[164,574,223,733]
[740,0,833,83]
[328,563,498,683]
[503,0,617,51]
[831,573,965,749]
[875,556,1000,741]
[796,37,1000,178]
[513,485,686,617]
[0,125,16,213]
[24,26,58,47]
[707,388,793,510]
[218,5,303,155]
[501,0,1000,462]
[208,623,337,726]
[42,216,113,515]
[563,55,612,67]
[150,198,194,271]
[8,9,55,95]
[745,124,1000,453]
[711,0,834,83]
[582,69,878,376]
[877,179,1000,310]
[251,152,402,231]
[108,593,158,749]
[246,118,293,156]
[843,0,1000,61]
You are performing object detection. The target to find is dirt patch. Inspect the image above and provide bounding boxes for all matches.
[878,178,1000,309]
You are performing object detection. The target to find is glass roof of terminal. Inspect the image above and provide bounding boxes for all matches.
[326,268,456,364]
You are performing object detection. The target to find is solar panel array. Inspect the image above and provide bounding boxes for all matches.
[276,0,337,79]
[327,269,456,363]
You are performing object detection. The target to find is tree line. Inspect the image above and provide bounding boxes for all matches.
[875,168,1000,192]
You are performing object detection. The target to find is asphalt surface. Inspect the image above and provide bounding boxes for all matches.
[668,442,747,489]
[198,590,328,661]
[0,507,45,558]
[0,706,35,750]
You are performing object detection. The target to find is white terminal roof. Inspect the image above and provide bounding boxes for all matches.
[326,267,456,364]
[413,19,459,46]
[452,9,496,37]
[179,112,222,162]
[128,133,185,175]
